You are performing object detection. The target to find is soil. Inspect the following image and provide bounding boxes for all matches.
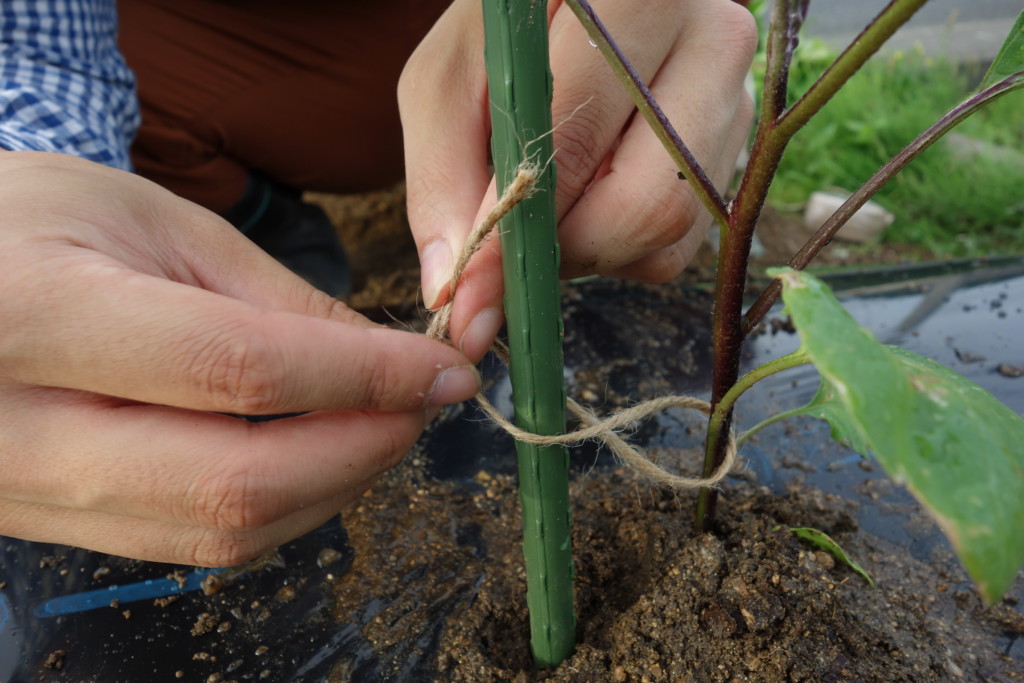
[309,186,425,316]
[327,456,1023,681]
[303,185,1023,682]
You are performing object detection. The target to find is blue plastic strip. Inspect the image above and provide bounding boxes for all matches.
[33,568,221,618]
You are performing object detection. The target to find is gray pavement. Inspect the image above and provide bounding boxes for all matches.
[800,0,1022,62]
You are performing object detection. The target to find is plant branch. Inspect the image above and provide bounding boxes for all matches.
[737,403,815,448]
[776,0,928,139]
[564,0,729,229]
[742,73,1024,334]
[695,343,811,528]
[732,353,821,447]
[719,1,809,292]
[727,0,926,260]
[760,0,810,123]
[707,347,812,441]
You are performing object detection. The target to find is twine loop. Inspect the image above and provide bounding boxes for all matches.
[425,164,738,491]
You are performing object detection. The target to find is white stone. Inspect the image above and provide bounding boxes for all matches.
[803,191,895,244]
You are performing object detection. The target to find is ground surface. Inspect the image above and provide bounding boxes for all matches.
[305,187,1023,681]
[329,458,1023,681]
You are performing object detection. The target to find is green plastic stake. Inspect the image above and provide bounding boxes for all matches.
[481,0,576,667]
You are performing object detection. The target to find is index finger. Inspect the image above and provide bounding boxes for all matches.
[399,0,492,311]
[2,250,480,415]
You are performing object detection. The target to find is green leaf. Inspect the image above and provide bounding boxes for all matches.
[978,11,1024,91]
[770,267,1024,603]
[778,526,875,587]
[785,378,874,457]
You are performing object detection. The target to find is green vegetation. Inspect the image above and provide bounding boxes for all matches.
[764,42,1024,256]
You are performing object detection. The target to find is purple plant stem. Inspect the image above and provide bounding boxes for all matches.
[762,0,811,123]
[695,0,931,531]
[742,74,1024,334]
[694,0,809,531]
[730,0,928,230]
[564,0,728,227]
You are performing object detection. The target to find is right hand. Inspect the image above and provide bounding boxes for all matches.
[400,0,756,358]
[0,152,481,566]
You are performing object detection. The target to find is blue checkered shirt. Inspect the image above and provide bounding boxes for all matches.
[0,0,139,170]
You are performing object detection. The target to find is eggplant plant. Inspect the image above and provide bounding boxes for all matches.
[481,0,1024,668]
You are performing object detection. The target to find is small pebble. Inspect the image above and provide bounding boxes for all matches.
[996,363,1022,378]
[275,584,298,602]
[317,548,342,568]
[202,573,224,596]
[814,551,836,570]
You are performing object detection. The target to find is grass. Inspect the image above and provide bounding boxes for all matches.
[761,40,1024,258]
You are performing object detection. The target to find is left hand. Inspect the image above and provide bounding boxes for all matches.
[399,0,757,360]
[0,152,481,565]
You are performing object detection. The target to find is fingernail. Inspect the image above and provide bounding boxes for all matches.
[427,364,481,407]
[421,240,453,309]
[458,307,505,360]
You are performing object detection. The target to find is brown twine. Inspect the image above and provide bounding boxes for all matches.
[425,163,739,491]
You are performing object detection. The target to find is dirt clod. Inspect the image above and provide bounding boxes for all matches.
[43,650,66,670]
[202,573,224,596]
[190,612,220,637]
